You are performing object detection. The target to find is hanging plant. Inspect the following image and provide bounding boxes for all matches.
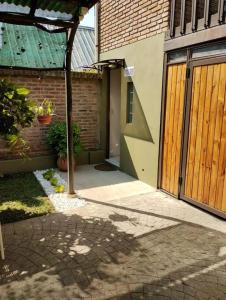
[0,79,36,156]
[35,99,55,125]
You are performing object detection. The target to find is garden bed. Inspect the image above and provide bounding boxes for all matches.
[34,169,86,212]
[0,172,54,224]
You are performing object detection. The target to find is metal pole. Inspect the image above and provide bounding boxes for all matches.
[0,222,5,260]
[65,24,78,195]
[95,3,100,63]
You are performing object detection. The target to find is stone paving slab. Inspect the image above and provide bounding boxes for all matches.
[1,196,226,300]
[1,166,226,299]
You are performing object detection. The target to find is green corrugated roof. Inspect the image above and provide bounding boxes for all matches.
[0,23,66,68]
[0,1,98,69]
[0,24,95,69]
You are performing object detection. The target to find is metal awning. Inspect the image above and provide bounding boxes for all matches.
[0,0,99,195]
[92,59,125,70]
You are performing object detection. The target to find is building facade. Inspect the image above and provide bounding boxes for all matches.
[99,0,226,218]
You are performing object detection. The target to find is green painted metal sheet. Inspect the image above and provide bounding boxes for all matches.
[0,23,67,68]
[0,0,98,69]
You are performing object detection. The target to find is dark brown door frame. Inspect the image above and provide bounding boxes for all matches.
[157,53,168,191]
[158,48,226,219]
[180,55,226,219]
[106,67,111,159]
[157,51,189,199]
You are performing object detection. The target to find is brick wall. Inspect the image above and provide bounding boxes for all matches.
[99,0,170,53]
[0,70,101,160]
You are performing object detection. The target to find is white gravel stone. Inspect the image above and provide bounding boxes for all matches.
[33,169,86,212]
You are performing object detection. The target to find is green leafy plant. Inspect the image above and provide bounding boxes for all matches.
[50,177,58,187]
[46,121,83,159]
[35,99,54,116]
[54,185,65,193]
[42,169,65,193]
[43,169,55,181]
[0,79,36,155]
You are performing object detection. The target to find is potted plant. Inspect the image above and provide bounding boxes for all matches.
[36,99,54,125]
[46,121,83,171]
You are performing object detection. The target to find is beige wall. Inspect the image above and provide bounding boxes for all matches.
[100,34,165,187]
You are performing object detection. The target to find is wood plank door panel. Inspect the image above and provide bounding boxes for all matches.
[183,62,226,213]
[161,63,186,196]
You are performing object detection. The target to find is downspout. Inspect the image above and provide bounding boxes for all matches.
[95,3,99,62]
[65,23,79,195]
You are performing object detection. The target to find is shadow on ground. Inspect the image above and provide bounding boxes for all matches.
[1,210,226,299]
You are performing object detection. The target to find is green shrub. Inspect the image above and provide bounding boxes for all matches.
[43,169,55,181]
[46,121,83,159]
[49,177,58,187]
[43,169,65,193]
[0,80,36,155]
[54,185,65,193]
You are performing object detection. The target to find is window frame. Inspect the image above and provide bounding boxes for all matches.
[126,81,134,124]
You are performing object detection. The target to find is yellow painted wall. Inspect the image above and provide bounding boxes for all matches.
[100,33,165,187]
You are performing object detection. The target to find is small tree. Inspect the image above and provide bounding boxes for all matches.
[0,79,35,155]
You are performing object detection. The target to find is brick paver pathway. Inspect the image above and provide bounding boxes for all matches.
[1,190,226,299]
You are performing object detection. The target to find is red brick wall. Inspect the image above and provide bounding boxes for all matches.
[99,0,170,53]
[0,70,101,160]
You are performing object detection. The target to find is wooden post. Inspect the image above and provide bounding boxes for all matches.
[65,24,78,195]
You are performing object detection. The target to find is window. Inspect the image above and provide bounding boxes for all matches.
[127,82,134,123]
[168,49,187,63]
[192,41,226,59]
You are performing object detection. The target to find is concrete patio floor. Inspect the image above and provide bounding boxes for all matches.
[58,164,155,203]
[1,165,226,299]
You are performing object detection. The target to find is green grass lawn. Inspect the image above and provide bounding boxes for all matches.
[0,172,54,224]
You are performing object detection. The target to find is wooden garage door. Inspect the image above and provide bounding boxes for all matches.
[161,63,186,196]
[184,63,226,212]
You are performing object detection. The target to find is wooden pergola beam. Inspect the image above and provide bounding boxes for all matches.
[30,0,38,16]
[0,12,74,28]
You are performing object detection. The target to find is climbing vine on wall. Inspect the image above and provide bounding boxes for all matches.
[0,79,36,156]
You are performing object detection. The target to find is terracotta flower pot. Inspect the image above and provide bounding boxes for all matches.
[37,115,52,125]
[57,157,76,172]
